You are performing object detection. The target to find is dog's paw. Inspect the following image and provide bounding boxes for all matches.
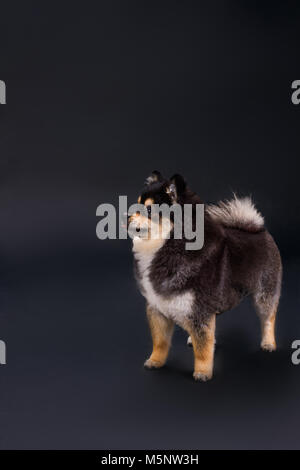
[193,371,212,382]
[261,341,276,352]
[187,336,193,347]
[144,358,164,369]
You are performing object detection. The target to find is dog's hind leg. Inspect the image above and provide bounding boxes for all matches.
[144,305,174,369]
[253,268,282,352]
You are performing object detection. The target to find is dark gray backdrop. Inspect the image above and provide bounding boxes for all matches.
[0,1,300,449]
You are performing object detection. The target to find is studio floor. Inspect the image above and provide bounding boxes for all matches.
[0,251,298,449]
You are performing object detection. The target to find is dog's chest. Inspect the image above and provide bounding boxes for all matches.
[134,247,194,323]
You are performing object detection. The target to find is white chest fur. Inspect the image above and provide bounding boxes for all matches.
[133,238,194,324]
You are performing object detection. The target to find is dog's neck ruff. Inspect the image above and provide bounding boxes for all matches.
[132,237,195,323]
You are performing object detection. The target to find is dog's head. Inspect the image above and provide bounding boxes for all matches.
[128,171,187,240]
[140,170,187,205]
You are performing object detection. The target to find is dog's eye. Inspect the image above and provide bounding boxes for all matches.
[146,206,151,214]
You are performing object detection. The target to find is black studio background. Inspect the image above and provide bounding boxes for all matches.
[0,0,300,449]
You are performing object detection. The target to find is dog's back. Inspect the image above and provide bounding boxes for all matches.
[206,197,282,308]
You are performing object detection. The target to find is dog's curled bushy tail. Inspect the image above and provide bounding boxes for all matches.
[206,195,264,233]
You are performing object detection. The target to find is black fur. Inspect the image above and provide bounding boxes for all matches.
[132,171,282,379]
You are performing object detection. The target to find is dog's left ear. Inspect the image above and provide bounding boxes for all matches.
[145,170,164,186]
[167,174,187,202]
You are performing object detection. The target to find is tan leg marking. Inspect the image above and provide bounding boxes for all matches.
[186,315,216,381]
[261,310,277,351]
[144,305,174,369]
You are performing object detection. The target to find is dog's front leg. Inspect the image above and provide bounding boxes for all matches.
[144,305,174,369]
[185,314,216,381]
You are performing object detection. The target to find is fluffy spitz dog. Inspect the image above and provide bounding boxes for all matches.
[130,171,282,381]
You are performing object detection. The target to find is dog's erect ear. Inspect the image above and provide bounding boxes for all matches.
[167,174,187,202]
[145,170,164,186]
